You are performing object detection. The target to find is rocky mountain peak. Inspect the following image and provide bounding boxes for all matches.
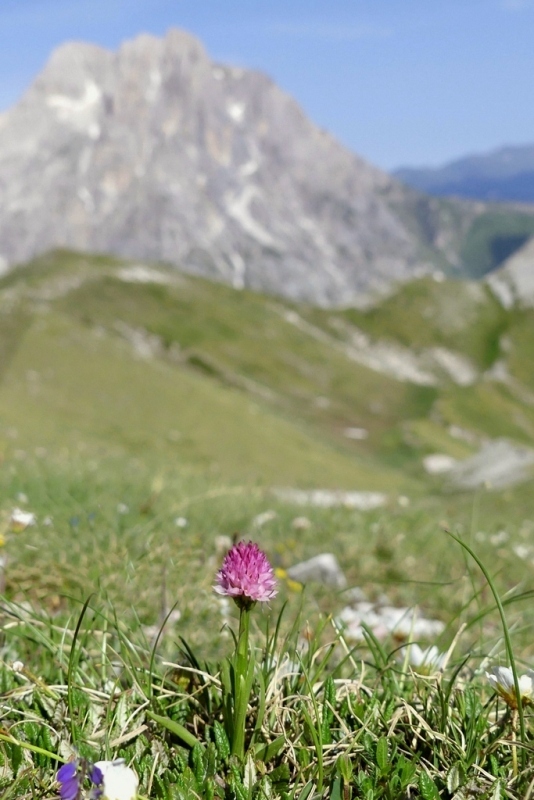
[0,28,463,304]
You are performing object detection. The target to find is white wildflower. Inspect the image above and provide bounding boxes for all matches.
[486,666,534,708]
[407,644,446,674]
[214,535,232,555]
[10,508,36,532]
[94,759,139,800]
[513,544,531,560]
[251,510,277,528]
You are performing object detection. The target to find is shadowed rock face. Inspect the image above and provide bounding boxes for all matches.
[0,29,456,305]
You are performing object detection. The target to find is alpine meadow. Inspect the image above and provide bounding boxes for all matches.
[1,26,534,800]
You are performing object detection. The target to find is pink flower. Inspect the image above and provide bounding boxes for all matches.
[214,541,277,607]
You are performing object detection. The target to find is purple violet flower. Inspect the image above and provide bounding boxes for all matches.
[57,762,80,800]
[89,764,104,785]
[214,540,277,607]
[57,758,105,800]
[89,764,104,799]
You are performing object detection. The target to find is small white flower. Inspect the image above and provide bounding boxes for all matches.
[252,510,277,528]
[291,516,311,530]
[513,544,532,560]
[407,644,446,674]
[12,660,24,673]
[174,516,188,528]
[486,666,534,708]
[10,508,36,532]
[94,759,139,800]
[214,535,232,555]
[116,503,129,515]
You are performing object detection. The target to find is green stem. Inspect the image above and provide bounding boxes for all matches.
[0,732,65,763]
[447,530,527,770]
[232,603,251,759]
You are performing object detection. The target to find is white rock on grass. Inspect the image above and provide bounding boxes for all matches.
[343,427,368,440]
[273,488,387,510]
[423,454,458,475]
[117,264,174,285]
[287,553,347,589]
[336,601,444,642]
[449,438,534,490]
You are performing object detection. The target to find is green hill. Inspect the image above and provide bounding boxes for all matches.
[1,250,534,493]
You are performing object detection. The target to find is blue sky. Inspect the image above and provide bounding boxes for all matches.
[0,0,533,170]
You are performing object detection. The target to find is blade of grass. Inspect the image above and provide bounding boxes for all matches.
[446,529,526,771]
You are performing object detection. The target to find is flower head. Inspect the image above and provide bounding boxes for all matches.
[10,507,36,532]
[94,760,138,800]
[214,540,277,607]
[486,666,534,708]
[407,644,447,674]
[57,762,81,800]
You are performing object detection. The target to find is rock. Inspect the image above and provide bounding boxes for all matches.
[287,553,347,589]
[336,601,444,642]
[423,454,458,475]
[273,488,387,510]
[343,427,368,440]
[448,438,534,490]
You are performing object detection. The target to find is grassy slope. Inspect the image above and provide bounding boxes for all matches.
[4,450,534,799]
[0,253,414,491]
[2,250,534,492]
[2,252,534,797]
[0,314,408,490]
[316,276,508,369]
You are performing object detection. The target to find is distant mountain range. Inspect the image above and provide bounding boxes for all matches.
[395,144,534,204]
[1,29,534,303]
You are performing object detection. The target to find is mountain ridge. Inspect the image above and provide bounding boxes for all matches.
[395,143,534,204]
[0,27,508,306]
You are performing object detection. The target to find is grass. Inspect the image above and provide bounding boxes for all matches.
[3,249,534,495]
[316,277,508,372]
[460,210,534,278]
[2,250,534,796]
[1,452,534,797]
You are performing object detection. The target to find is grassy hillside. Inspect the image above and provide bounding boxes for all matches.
[0,252,411,491]
[2,250,534,492]
[460,209,534,278]
[2,252,534,798]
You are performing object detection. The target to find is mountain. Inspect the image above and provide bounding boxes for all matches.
[487,235,534,308]
[0,27,518,306]
[395,143,534,204]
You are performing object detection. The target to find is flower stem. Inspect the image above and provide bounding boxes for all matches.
[511,709,518,778]
[232,603,252,759]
